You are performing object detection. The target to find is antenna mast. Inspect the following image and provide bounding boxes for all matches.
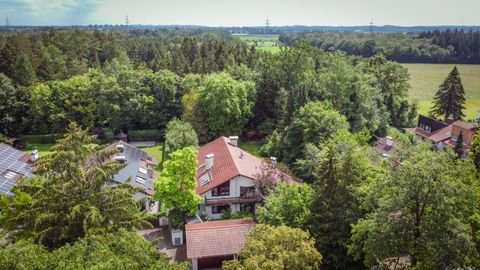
[5,16,9,27]
[369,18,374,33]
[125,15,129,28]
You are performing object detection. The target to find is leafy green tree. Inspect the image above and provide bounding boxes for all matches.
[37,44,67,81]
[12,52,36,86]
[223,224,322,270]
[349,144,479,269]
[198,72,256,138]
[308,130,376,269]
[470,129,480,173]
[365,54,414,128]
[281,101,350,168]
[0,122,149,249]
[0,230,190,270]
[154,147,201,218]
[257,183,314,231]
[429,66,466,121]
[163,118,198,161]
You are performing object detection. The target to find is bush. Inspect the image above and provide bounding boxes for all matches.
[128,129,162,141]
[22,134,64,144]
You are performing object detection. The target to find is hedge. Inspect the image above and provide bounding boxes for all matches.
[22,134,64,144]
[128,129,162,141]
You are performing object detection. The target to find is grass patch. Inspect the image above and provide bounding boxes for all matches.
[239,141,263,158]
[402,63,480,120]
[24,144,54,157]
[234,34,281,54]
[139,144,163,165]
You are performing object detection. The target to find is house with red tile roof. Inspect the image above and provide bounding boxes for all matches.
[413,115,477,151]
[186,219,254,270]
[196,136,298,220]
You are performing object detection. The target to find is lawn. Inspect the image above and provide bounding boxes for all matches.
[24,143,54,157]
[402,63,480,120]
[234,34,281,53]
[239,141,263,158]
[139,144,163,164]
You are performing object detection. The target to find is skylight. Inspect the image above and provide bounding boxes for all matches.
[200,173,210,186]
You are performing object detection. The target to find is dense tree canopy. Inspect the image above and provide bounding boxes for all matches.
[280,29,480,63]
[257,183,314,231]
[198,72,256,138]
[281,101,350,169]
[350,144,480,269]
[0,230,190,270]
[223,224,322,270]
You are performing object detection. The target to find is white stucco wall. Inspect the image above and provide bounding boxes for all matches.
[202,176,256,219]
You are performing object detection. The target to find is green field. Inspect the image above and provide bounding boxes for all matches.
[402,64,480,120]
[234,34,281,53]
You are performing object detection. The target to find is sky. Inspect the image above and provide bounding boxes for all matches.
[1,0,479,27]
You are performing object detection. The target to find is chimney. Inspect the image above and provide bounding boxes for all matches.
[30,150,39,162]
[386,136,393,147]
[228,136,238,147]
[270,157,277,165]
[205,153,214,170]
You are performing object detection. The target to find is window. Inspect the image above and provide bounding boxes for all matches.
[174,237,181,245]
[240,203,255,214]
[212,204,230,214]
[211,181,230,196]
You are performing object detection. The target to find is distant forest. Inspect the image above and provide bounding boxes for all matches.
[0,28,256,81]
[279,29,480,63]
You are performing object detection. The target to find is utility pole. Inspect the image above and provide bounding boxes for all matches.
[265,17,270,34]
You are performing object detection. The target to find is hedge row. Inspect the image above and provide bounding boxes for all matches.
[128,129,162,141]
[21,134,64,144]
[21,129,162,145]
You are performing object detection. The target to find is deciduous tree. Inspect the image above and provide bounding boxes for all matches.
[223,224,322,270]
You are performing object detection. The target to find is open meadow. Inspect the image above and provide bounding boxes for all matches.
[234,34,281,53]
[402,63,480,120]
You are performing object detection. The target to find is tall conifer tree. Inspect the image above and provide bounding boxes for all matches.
[429,66,466,121]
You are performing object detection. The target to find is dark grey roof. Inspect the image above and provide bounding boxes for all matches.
[110,142,157,196]
[417,115,448,133]
[0,143,34,195]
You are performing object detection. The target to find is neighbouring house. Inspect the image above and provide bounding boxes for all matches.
[196,136,298,220]
[373,136,398,160]
[0,143,36,195]
[413,115,477,150]
[186,219,255,270]
[105,141,158,212]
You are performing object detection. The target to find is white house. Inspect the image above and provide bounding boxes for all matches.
[195,136,298,220]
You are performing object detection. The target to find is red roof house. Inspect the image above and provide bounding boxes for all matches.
[186,219,254,270]
[196,136,298,219]
[413,115,477,151]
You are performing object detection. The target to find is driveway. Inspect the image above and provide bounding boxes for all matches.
[139,226,187,262]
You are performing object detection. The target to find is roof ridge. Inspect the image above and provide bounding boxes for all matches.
[222,137,241,177]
